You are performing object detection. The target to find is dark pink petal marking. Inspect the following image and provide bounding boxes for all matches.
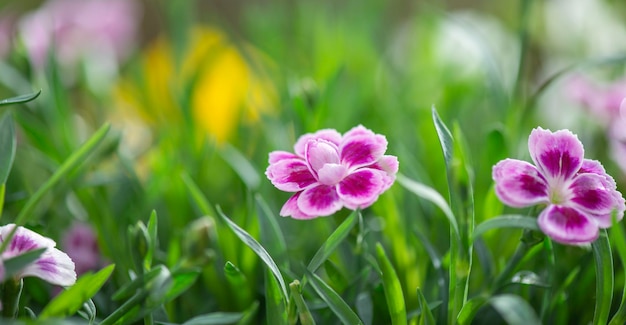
[340,134,387,169]
[280,192,316,219]
[492,159,549,208]
[266,158,316,192]
[337,169,384,207]
[294,129,342,156]
[570,173,618,215]
[298,184,342,217]
[538,205,599,244]
[305,139,340,174]
[528,128,584,181]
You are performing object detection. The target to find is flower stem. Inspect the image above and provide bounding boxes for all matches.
[1,278,23,319]
[491,229,543,292]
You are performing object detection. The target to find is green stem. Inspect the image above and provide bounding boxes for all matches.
[99,291,150,325]
[1,278,23,319]
[289,280,316,325]
[492,229,543,292]
[0,183,5,219]
[0,123,110,254]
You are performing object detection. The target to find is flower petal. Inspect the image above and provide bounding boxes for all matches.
[528,127,584,181]
[337,168,384,208]
[538,205,599,244]
[570,173,620,215]
[492,159,549,208]
[0,224,56,258]
[294,129,342,157]
[318,163,348,186]
[298,184,342,217]
[21,248,76,286]
[305,139,340,174]
[578,159,607,175]
[279,192,316,219]
[340,133,387,169]
[269,151,301,164]
[266,158,317,192]
[368,155,399,191]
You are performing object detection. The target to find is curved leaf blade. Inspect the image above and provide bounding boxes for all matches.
[489,294,540,325]
[375,243,406,325]
[305,269,363,325]
[0,90,41,106]
[592,229,613,325]
[217,206,288,299]
[307,210,359,273]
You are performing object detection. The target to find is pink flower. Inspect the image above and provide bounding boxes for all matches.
[62,223,101,275]
[266,125,399,219]
[567,75,626,126]
[493,127,625,245]
[18,0,139,69]
[0,224,76,286]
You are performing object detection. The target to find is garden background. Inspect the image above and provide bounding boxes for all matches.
[1,0,626,324]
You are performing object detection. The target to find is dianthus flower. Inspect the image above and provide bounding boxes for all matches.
[0,224,76,286]
[493,127,625,245]
[266,125,398,219]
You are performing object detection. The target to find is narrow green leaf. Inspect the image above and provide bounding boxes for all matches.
[305,269,363,325]
[40,264,115,318]
[220,144,260,190]
[472,215,540,242]
[112,266,165,301]
[416,288,435,325]
[375,243,406,325]
[457,295,488,325]
[397,174,459,236]
[255,194,288,267]
[0,123,110,254]
[163,270,201,302]
[592,230,613,325]
[224,262,252,305]
[145,210,158,270]
[183,312,243,325]
[217,206,288,299]
[182,312,243,325]
[431,107,453,166]
[0,90,41,106]
[265,268,288,325]
[489,294,540,325]
[181,172,218,218]
[307,210,358,273]
[289,280,316,325]
[2,248,46,279]
[610,218,626,325]
[0,113,16,184]
[236,301,260,325]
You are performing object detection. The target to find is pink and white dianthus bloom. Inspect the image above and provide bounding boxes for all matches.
[0,224,76,286]
[266,125,399,219]
[493,127,626,245]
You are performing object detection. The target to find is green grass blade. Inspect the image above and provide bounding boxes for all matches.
[220,144,260,190]
[0,123,110,254]
[457,295,488,325]
[489,294,540,325]
[306,210,359,273]
[592,229,613,325]
[265,268,288,325]
[472,215,540,242]
[431,107,453,167]
[396,174,458,236]
[216,206,289,299]
[255,194,288,267]
[181,172,218,218]
[0,90,41,106]
[40,264,115,318]
[305,269,363,325]
[289,280,316,325]
[182,312,243,325]
[0,113,16,185]
[610,221,626,325]
[417,288,435,325]
[375,243,406,325]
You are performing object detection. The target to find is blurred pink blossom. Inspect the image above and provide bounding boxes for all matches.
[62,222,101,275]
[18,0,139,69]
[567,75,626,126]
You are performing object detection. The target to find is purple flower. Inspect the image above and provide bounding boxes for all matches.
[266,125,399,219]
[0,224,76,286]
[62,223,101,276]
[493,127,626,245]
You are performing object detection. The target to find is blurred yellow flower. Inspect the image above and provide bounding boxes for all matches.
[116,26,276,144]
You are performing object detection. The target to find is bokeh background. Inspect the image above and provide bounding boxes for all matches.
[2,0,626,323]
